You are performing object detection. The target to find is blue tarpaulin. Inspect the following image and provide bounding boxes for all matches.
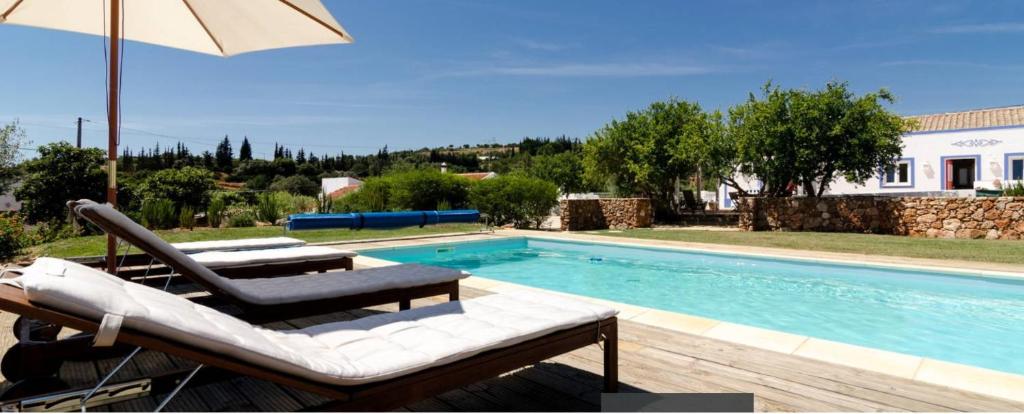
[286,210,480,231]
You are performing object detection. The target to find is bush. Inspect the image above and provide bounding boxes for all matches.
[0,214,31,261]
[254,192,283,223]
[140,199,177,230]
[317,190,332,213]
[227,210,256,228]
[469,175,558,228]
[1004,181,1024,197]
[273,192,317,215]
[15,142,106,224]
[31,219,78,244]
[268,175,319,196]
[206,196,226,228]
[179,206,196,230]
[333,179,391,212]
[138,167,216,210]
[389,169,471,211]
[331,169,471,213]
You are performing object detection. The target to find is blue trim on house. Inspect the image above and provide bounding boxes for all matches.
[905,124,1024,136]
[939,154,983,190]
[1005,152,1024,181]
[879,157,915,189]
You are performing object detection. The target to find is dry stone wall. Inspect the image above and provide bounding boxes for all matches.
[560,198,653,231]
[736,196,1024,240]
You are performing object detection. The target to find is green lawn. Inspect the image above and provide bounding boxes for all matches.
[27,224,482,259]
[592,228,1024,265]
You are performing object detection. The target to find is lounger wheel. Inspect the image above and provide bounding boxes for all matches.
[1,344,64,381]
[0,377,70,401]
[12,316,61,342]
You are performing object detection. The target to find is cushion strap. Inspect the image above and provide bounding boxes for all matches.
[93,313,124,347]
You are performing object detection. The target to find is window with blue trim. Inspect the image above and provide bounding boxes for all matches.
[884,160,911,185]
[1010,156,1024,181]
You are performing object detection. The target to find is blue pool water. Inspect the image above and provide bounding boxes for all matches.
[365,237,1024,375]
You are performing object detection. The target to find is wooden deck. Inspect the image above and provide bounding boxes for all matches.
[2,283,1023,412]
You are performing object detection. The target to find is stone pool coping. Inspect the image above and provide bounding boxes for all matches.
[346,231,1024,403]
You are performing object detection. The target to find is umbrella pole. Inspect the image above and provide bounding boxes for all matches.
[105,0,121,274]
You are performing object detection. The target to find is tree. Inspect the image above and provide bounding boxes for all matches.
[239,137,253,161]
[524,152,589,194]
[583,99,704,217]
[728,81,909,197]
[296,148,306,164]
[16,142,106,223]
[469,175,558,228]
[137,166,217,209]
[268,175,320,196]
[215,135,233,172]
[0,120,30,194]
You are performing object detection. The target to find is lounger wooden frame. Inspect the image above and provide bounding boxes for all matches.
[0,285,618,411]
[71,202,458,322]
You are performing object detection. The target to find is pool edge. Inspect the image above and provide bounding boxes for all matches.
[349,239,1024,404]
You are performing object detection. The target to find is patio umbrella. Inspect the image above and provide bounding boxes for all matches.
[0,0,352,271]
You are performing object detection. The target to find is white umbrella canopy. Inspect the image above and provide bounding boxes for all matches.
[1,0,352,271]
[0,0,353,56]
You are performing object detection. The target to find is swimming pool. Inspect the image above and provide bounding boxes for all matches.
[364,237,1024,375]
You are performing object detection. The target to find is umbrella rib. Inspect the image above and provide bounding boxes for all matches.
[1,0,24,20]
[181,0,226,56]
[278,0,348,40]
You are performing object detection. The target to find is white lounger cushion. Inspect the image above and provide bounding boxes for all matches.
[16,258,617,385]
[171,237,306,254]
[188,246,356,269]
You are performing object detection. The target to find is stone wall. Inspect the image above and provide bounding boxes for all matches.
[560,198,653,231]
[736,196,1024,240]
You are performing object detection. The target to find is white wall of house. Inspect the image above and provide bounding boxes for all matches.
[0,191,20,212]
[321,177,363,195]
[826,125,1024,196]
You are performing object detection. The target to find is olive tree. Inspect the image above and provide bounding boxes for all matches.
[728,81,910,197]
[583,99,708,217]
[0,120,30,194]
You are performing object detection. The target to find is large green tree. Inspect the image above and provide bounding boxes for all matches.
[728,81,910,197]
[215,135,233,172]
[0,120,30,194]
[523,152,589,194]
[137,166,217,210]
[583,99,710,216]
[16,142,106,223]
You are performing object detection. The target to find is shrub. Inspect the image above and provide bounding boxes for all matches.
[138,167,216,210]
[389,169,471,211]
[140,199,177,230]
[178,206,196,230]
[268,175,319,196]
[15,142,106,224]
[254,192,283,223]
[1003,181,1024,197]
[273,192,317,215]
[31,219,77,244]
[227,210,256,228]
[469,175,558,228]
[0,214,31,261]
[317,190,333,213]
[206,196,226,228]
[333,179,391,212]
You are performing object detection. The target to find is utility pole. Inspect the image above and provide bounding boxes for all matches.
[76,117,83,148]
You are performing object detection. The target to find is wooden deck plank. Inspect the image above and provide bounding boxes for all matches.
[2,285,1023,411]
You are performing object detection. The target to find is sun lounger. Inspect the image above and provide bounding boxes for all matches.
[68,200,355,277]
[0,259,618,411]
[70,201,469,321]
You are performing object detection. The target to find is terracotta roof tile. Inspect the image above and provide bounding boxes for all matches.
[328,185,361,199]
[906,105,1024,132]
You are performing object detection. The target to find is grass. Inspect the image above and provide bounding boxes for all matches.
[592,228,1024,265]
[26,224,483,259]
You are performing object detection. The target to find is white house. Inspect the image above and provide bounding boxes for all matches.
[0,181,22,212]
[321,176,363,196]
[719,105,1024,209]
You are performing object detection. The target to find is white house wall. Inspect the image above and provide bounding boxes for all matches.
[826,125,1024,196]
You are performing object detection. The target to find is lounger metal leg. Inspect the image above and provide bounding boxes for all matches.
[80,346,142,411]
[398,299,411,311]
[603,321,618,393]
[153,364,203,412]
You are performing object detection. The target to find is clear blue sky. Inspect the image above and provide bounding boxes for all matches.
[2,0,1023,158]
